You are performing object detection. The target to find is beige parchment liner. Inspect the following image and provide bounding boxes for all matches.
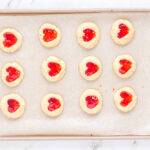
[0,12,149,136]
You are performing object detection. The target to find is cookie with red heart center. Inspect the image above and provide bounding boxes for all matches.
[79,56,102,81]
[77,22,100,49]
[111,19,134,45]
[80,89,103,115]
[3,32,17,48]
[39,23,61,48]
[120,91,132,107]
[48,62,61,77]
[83,28,96,42]
[43,28,58,42]
[42,56,66,82]
[119,59,132,74]
[41,93,64,117]
[2,62,24,87]
[0,93,25,119]
[48,97,61,111]
[6,66,21,82]
[113,54,136,79]
[114,87,137,112]
[85,62,99,76]
[85,96,99,109]
[7,99,20,113]
[0,28,22,53]
[117,24,129,39]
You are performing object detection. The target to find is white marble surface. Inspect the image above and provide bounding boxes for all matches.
[0,0,150,149]
[1,140,150,150]
[0,0,150,10]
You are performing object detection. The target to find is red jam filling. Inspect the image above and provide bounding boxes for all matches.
[117,24,129,39]
[120,91,132,107]
[7,99,20,113]
[6,66,21,82]
[119,59,132,74]
[85,62,99,76]
[48,97,61,111]
[3,32,17,48]
[48,62,61,77]
[85,96,99,109]
[43,28,57,42]
[83,28,96,42]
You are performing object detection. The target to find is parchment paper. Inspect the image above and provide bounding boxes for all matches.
[0,12,150,136]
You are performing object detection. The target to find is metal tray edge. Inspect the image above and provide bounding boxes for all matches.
[0,8,150,14]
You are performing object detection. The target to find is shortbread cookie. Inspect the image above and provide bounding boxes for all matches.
[113,54,136,79]
[80,89,103,115]
[114,87,137,112]
[77,22,100,49]
[42,56,66,82]
[39,23,61,48]
[79,56,102,81]
[0,93,25,119]
[0,28,22,53]
[41,93,64,117]
[111,19,134,45]
[1,62,24,87]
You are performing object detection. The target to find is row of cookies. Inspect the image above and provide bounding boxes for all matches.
[113,19,137,114]
[0,19,134,54]
[0,86,137,119]
[1,54,136,88]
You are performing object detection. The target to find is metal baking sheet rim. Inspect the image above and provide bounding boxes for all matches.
[0,9,149,140]
[0,9,150,14]
[1,135,150,140]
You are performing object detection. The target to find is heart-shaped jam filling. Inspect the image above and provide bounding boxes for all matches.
[120,91,132,107]
[117,24,129,39]
[48,62,61,77]
[3,32,17,48]
[85,62,99,76]
[7,99,20,113]
[48,97,61,111]
[43,28,57,42]
[6,66,21,82]
[83,28,96,42]
[85,96,99,109]
[119,59,132,74]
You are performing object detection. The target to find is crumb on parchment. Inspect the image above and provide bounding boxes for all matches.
[99,84,102,88]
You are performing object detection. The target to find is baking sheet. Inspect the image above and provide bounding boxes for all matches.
[0,11,150,136]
